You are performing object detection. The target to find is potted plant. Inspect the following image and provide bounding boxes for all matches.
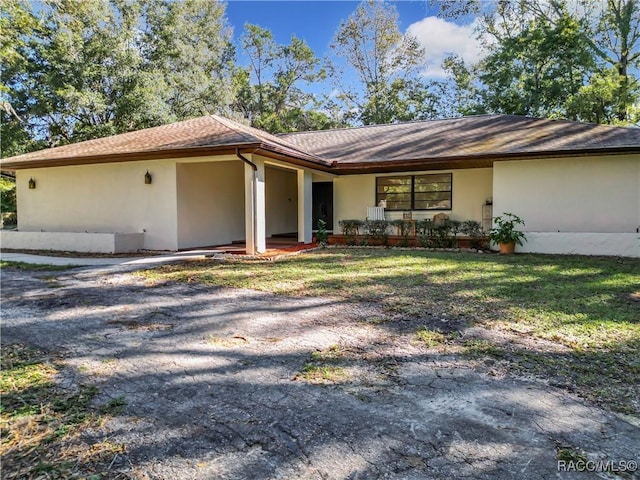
[489,212,526,254]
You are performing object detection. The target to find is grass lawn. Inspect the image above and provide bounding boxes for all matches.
[139,248,640,415]
[0,260,79,271]
[0,344,126,479]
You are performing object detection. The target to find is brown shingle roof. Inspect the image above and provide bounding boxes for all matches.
[1,115,330,169]
[2,114,638,172]
[280,115,640,171]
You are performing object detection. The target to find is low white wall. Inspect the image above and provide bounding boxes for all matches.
[513,232,639,258]
[0,231,144,253]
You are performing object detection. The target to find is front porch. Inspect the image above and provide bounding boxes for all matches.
[176,153,331,255]
[182,234,317,256]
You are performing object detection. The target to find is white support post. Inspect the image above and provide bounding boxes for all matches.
[254,159,266,253]
[244,162,256,255]
[244,157,266,254]
[297,170,313,244]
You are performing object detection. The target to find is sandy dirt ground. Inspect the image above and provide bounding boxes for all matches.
[1,264,638,479]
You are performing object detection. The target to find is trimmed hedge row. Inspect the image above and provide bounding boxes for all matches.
[338,219,485,249]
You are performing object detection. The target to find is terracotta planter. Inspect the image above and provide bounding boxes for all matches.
[498,242,516,254]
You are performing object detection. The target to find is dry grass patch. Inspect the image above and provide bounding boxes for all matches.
[208,335,249,347]
[1,344,128,479]
[296,345,351,384]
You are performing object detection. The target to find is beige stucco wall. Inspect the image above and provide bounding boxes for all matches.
[16,160,178,250]
[333,168,493,231]
[176,161,245,249]
[493,155,640,233]
[265,166,298,236]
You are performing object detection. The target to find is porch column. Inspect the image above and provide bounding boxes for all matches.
[244,158,266,254]
[297,170,313,244]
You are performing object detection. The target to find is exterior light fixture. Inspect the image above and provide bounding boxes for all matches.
[28,178,36,189]
[144,171,152,184]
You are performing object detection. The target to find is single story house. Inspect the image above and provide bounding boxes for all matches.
[1,114,639,257]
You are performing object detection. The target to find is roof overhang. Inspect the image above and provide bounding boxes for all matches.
[330,147,640,174]
[2,143,637,174]
[255,145,333,172]
[0,141,333,172]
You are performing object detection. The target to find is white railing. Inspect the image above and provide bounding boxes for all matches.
[367,206,385,220]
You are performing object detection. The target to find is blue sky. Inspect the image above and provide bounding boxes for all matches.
[225,0,483,85]
[225,1,435,57]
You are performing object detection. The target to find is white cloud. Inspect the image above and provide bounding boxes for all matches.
[406,17,485,79]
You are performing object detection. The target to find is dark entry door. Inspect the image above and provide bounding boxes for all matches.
[312,182,333,231]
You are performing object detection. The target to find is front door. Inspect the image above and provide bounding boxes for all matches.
[312,182,333,231]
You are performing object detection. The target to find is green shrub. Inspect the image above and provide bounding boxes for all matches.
[462,220,485,249]
[417,219,435,247]
[431,220,455,248]
[316,219,329,246]
[391,219,413,247]
[489,212,527,246]
[364,219,390,246]
[339,219,364,245]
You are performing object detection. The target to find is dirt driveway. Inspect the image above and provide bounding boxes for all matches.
[1,264,639,479]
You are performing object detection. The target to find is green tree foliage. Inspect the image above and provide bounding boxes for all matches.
[440,0,640,125]
[143,0,236,121]
[0,174,17,224]
[234,24,336,132]
[1,0,235,154]
[329,0,437,125]
[1,0,42,157]
[480,13,595,118]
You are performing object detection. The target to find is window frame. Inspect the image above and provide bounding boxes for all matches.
[375,173,453,211]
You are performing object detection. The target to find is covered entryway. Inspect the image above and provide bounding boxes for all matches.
[312,182,333,232]
[175,154,324,255]
[265,165,298,238]
[176,160,245,250]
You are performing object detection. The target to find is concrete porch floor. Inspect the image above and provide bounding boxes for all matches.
[182,235,317,256]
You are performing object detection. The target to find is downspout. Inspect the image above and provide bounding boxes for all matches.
[236,149,258,254]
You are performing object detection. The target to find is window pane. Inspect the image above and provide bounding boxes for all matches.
[415,192,451,202]
[378,176,411,186]
[378,185,411,194]
[413,173,451,209]
[377,176,412,210]
[377,173,451,211]
[386,201,412,210]
[415,174,450,184]
[415,199,452,210]
[414,182,451,193]
[384,193,411,202]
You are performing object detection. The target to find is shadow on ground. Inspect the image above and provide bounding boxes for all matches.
[1,263,639,480]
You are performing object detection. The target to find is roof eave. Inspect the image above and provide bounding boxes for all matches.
[330,147,640,174]
[256,144,334,171]
[0,143,263,170]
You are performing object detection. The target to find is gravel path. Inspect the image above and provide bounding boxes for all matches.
[1,265,638,479]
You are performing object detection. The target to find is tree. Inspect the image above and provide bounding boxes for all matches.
[235,23,333,132]
[329,0,430,125]
[477,13,595,118]
[1,0,236,152]
[439,0,640,125]
[143,0,236,121]
[0,173,17,225]
[1,0,41,157]
[590,0,640,122]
